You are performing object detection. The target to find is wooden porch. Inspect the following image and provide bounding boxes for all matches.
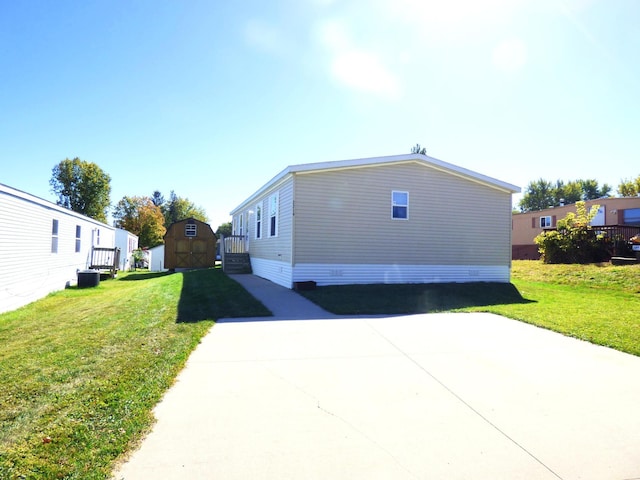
[89,247,121,278]
[220,235,251,274]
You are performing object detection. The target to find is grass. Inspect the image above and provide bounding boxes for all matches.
[299,260,640,357]
[1,261,638,478]
[0,268,269,480]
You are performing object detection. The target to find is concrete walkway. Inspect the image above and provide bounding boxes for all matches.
[113,275,640,480]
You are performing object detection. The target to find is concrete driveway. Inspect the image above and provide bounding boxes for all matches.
[114,277,640,480]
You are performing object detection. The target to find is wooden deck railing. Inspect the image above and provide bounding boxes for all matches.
[223,235,248,254]
[89,247,121,277]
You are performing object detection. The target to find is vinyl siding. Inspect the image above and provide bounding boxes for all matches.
[0,185,115,314]
[239,178,294,264]
[292,162,512,267]
[250,257,292,288]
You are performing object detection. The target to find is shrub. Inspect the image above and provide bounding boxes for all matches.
[535,201,610,263]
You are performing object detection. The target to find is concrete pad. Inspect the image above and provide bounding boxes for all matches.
[113,312,640,480]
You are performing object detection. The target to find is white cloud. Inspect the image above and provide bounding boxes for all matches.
[492,38,527,73]
[330,49,400,98]
[315,19,401,99]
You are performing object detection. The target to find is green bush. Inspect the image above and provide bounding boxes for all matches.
[535,201,610,264]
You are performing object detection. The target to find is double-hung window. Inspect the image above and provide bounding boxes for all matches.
[540,216,552,228]
[392,191,409,220]
[75,225,81,253]
[51,219,59,253]
[269,193,278,237]
[255,203,262,239]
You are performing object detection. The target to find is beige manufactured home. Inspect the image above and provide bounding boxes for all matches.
[229,154,520,288]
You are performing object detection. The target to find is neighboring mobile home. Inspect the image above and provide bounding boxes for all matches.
[0,183,117,314]
[115,228,139,271]
[229,153,520,288]
[512,197,640,260]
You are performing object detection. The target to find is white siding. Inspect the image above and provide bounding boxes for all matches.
[0,184,115,314]
[250,257,292,288]
[292,263,510,286]
[149,245,166,271]
[115,228,139,271]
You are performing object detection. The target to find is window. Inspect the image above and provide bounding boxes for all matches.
[185,223,197,237]
[622,208,640,226]
[392,191,408,219]
[269,193,278,237]
[75,225,81,253]
[51,219,59,253]
[540,216,552,228]
[255,203,262,239]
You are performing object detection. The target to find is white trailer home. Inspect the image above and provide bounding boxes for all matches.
[0,183,116,314]
[229,153,520,288]
[115,228,139,271]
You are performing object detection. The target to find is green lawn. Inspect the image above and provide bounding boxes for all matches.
[0,268,269,480]
[299,261,640,357]
[1,261,638,479]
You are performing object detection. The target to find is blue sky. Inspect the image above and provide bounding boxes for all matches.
[1,0,638,229]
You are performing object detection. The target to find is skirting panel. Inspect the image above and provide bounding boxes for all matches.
[292,263,511,286]
[250,257,293,288]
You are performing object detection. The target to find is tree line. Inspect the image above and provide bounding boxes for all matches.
[50,157,210,247]
[518,176,640,212]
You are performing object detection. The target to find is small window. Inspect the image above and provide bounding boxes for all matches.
[540,216,552,228]
[255,203,262,239]
[75,225,81,252]
[392,191,409,219]
[51,219,59,253]
[622,208,640,226]
[185,224,197,237]
[269,193,278,237]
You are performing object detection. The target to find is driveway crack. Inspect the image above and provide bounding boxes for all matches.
[364,320,565,480]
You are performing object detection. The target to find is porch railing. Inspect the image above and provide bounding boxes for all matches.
[223,235,248,254]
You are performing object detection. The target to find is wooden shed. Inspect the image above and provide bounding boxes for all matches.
[164,218,217,270]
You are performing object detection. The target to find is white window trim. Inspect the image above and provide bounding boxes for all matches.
[392,190,409,220]
[185,224,197,237]
[540,216,552,228]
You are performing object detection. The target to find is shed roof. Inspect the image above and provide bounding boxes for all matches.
[231,153,520,214]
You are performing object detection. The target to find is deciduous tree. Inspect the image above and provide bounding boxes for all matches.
[113,196,166,247]
[162,190,208,227]
[617,175,640,197]
[50,157,111,222]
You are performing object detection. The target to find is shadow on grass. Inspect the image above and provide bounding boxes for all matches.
[119,271,174,281]
[176,268,271,323]
[299,282,535,315]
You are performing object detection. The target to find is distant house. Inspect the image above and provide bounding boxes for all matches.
[0,183,117,314]
[164,218,217,270]
[115,228,138,271]
[229,153,520,288]
[512,197,640,260]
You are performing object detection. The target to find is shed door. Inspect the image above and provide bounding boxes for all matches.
[175,239,192,268]
[175,239,209,268]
